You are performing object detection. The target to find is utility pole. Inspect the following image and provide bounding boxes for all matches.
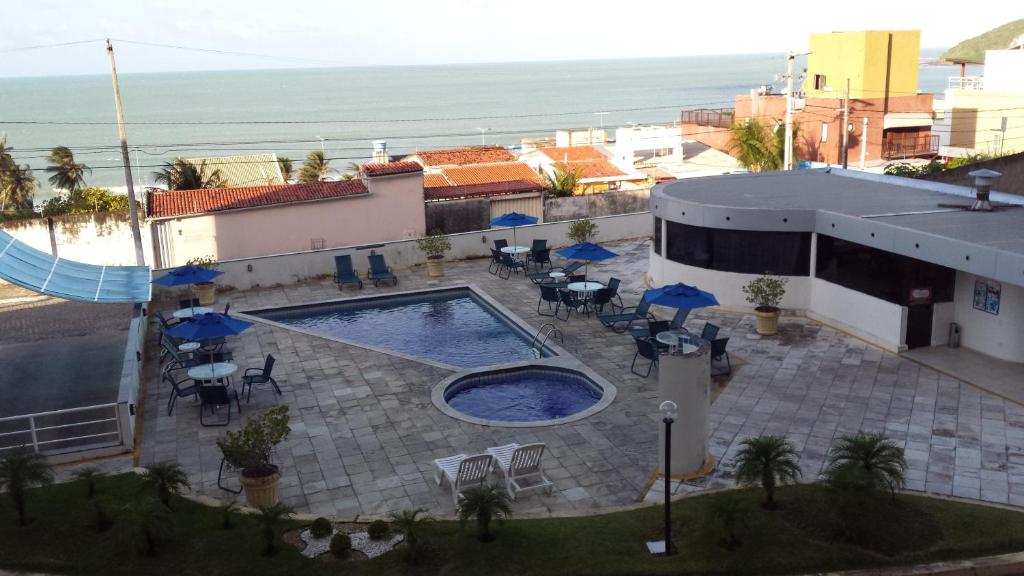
[860,116,868,169]
[106,39,145,266]
[841,78,850,169]
[783,51,795,171]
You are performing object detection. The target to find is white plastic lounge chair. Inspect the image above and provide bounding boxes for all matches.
[432,453,494,507]
[486,443,554,500]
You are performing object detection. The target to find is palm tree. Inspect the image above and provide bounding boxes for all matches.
[710,492,744,550]
[734,435,802,509]
[1,163,36,212]
[729,119,782,172]
[0,449,54,526]
[0,136,15,176]
[73,466,103,499]
[153,158,226,190]
[458,484,512,542]
[123,498,174,556]
[298,150,333,182]
[824,432,906,501]
[141,462,190,509]
[389,508,431,562]
[255,502,292,556]
[45,146,90,194]
[277,156,293,181]
[541,165,583,197]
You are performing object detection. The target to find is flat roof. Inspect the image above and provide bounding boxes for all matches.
[653,168,1024,286]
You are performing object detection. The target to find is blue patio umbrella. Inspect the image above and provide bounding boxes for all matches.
[152,264,223,286]
[166,312,252,366]
[643,283,719,310]
[490,212,538,247]
[556,242,618,276]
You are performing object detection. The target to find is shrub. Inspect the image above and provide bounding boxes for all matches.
[710,493,744,550]
[186,255,218,269]
[310,517,333,539]
[390,508,431,564]
[415,233,452,259]
[734,435,802,509]
[741,273,788,310]
[367,519,390,540]
[567,217,598,244]
[458,484,512,542]
[256,503,292,557]
[74,467,103,500]
[0,449,54,526]
[217,406,291,478]
[141,462,190,509]
[330,532,351,558]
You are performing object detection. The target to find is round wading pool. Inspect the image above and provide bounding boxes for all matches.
[434,365,615,427]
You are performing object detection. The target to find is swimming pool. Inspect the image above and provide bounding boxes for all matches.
[247,287,550,369]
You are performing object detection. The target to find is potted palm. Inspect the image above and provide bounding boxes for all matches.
[216,406,290,508]
[416,233,452,277]
[741,273,788,336]
[187,255,219,305]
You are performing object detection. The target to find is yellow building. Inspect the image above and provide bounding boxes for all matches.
[935,50,1024,157]
[804,30,921,99]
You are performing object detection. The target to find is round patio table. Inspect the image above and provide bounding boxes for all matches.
[548,271,565,279]
[656,330,700,354]
[172,306,212,319]
[188,362,238,386]
[178,341,201,352]
[567,281,603,314]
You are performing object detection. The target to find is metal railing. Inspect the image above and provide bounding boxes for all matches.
[0,403,122,455]
[681,108,735,129]
[882,133,940,159]
[948,76,984,90]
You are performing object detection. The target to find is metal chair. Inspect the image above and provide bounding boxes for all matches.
[178,298,200,309]
[163,372,198,416]
[555,289,584,321]
[499,252,526,279]
[701,322,721,342]
[537,284,562,317]
[710,337,731,376]
[631,337,660,377]
[493,239,508,252]
[198,385,241,427]
[242,354,281,402]
[530,248,552,272]
[488,249,504,275]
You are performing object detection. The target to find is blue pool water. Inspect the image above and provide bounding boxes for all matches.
[445,368,603,423]
[252,289,545,368]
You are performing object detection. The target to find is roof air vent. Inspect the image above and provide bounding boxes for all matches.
[968,169,1001,212]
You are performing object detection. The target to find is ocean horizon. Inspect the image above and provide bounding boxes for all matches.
[0,49,972,194]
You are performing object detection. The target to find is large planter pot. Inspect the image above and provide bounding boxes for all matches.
[426,256,445,277]
[754,307,781,336]
[239,469,281,508]
[195,282,217,306]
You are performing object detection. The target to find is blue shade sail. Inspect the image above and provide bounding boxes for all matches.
[0,230,151,303]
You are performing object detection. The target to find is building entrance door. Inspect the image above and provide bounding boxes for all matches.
[906,302,933,349]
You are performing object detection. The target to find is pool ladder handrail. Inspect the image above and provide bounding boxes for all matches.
[531,323,564,357]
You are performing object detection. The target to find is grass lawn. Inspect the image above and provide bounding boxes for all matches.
[1,473,1023,575]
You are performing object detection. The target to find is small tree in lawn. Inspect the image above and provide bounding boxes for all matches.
[0,448,53,526]
[256,502,293,556]
[567,217,598,244]
[74,466,103,499]
[123,497,175,557]
[390,508,431,563]
[824,432,906,502]
[141,462,191,509]
[734,435,802,509]
[710,492,745,550]
[458,484,512,542]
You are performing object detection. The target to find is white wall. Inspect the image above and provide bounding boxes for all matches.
[808,278,908,353]
[153,212,651,291]
[932,301,956,346]
[0,215,153,266]
[953,272,1024,363]
[984,50,1024,93]
[649,258,811,312]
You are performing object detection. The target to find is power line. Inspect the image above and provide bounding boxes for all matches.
[0,39,105,54]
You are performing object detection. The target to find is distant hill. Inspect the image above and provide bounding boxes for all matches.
[941,19,1024,64]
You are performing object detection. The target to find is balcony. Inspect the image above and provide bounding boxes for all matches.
[948,76,984,90]
[882,132,940,160]
[681,108,734,129]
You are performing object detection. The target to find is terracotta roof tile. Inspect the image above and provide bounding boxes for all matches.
[405,145,515,166]
[361,161,423,177]
[538,146,631,179]
[147,180,368,219]
[539,146,608,162]
[423,173,450,188]
[441,162,543,186]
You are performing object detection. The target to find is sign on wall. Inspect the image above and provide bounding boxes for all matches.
[973,278,1001,315]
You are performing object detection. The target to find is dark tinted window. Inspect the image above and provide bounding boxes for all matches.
[816,235,955,304]
[665,222,811,276]
[653,217,662,255]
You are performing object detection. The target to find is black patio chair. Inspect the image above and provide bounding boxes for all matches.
[367,254,398,286]
[334,254,363,290]
[630,308,688,339]
[223,302,231,316]
[488,249,504,275]
[631,337,660,377]
[555,289,585,321]
[179,298,200,309]
[567,273,587,284]
[155,310,181,331]
[528,261,582,284]
[531,238,547,251]
[198,385,241,427]
[598,295,656,333]
[606,277,624,307]
[710,337,731,376]
[537,284,562,317]
[242,354,281,402]
[499,252,526,279]
[530,248,552,272]
[701,322,721,342]
[494,239,508,252]
[163,372,198,416]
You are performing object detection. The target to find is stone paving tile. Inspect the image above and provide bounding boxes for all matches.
[140,239,1024,518]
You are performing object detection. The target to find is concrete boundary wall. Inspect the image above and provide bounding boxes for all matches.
[154,212,651,292]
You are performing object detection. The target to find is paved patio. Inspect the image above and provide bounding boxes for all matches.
[139,240,1024,518]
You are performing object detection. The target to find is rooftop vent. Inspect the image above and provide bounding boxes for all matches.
[968,168,1001,211]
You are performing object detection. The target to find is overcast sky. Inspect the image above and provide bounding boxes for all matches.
[1,0,1018,77]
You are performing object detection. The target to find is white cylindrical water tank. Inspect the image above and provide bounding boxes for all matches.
[657,337,711,476]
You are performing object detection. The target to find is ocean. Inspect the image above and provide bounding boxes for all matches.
[0,49,969,195]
